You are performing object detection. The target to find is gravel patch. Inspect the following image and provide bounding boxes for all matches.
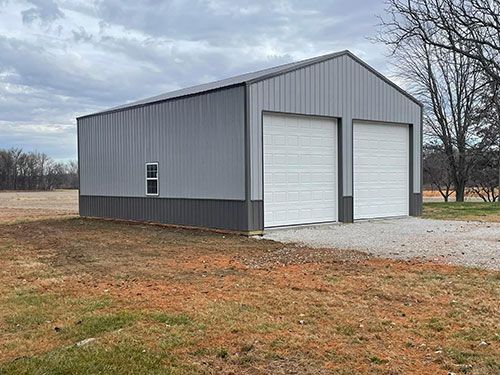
[264,218,500,270]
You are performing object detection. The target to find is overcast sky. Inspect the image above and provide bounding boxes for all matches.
[0,0,393,161]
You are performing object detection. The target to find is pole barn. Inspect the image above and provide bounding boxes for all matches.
[78,50,423,234]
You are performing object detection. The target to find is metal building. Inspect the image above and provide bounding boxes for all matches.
[78,50,422,234]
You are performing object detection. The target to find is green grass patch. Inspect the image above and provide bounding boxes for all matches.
[0,341,199,375]
[9,289,53,307]
[423,202,500,221]
[3,289,56,332]
[199,301,261,335]
[335,324,357,336]
[159,331,187,351]
[452,326,500,342]
[71,296,113,313]
[427,317,445,332]
[147,312,203,351]
[444,348,500,374]
[4,312,48,332]
[445,348,479,365]
[369,355,389,365]
[216,348,229,359]
[149,312,193,326]
[254,322,285,333]
[61,311,138,341]
[418,271,447,282]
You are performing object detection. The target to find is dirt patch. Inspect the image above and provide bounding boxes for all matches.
[241,243,370,269]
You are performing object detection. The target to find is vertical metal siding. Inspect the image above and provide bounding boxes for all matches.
[79,85,245,200]
[79,196,262,232]
[249,55,422,200]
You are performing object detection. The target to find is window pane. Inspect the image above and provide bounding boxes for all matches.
[146,164,158,178]
[147,180,158,195]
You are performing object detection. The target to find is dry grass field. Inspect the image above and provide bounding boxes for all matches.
[0,192,498,374]
[422,190,483,203]
[0,190,78,223]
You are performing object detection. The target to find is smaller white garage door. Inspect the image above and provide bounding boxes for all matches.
[264,114,338,227]
[354,122,409,219]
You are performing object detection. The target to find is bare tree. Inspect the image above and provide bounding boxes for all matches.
[0,149,14,189]
[380,0,500,84]
[377,33,487,200]
[423,144,455,201]
[10,148,23,190]
[468,107,500,201]
[468,149,499,201]
[61,160,79,189]
[44,161,66,190]
[379,0,500,189]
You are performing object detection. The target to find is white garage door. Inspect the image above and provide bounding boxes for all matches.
[353,122,409,219]
[263,114,338,228]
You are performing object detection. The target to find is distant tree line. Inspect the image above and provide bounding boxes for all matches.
[0,148,78,190]
[423,145,499,202]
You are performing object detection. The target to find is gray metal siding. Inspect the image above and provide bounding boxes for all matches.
[249,54,422,200]
[79,195,263,232]
[410,193,423,216]
[79,85,245,200]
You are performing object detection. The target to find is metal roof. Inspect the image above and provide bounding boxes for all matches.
[78,50,421,119]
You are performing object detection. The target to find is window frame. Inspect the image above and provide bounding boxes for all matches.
[145,162,159,196]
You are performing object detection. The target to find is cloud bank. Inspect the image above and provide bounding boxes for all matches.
[0,0,388,160]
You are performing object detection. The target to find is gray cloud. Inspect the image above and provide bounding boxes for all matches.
[0,36,116,103]
[0,122,76,160]
[94,0,381,46]
[72,26,92,42]
[0,0,390,161]
[21,0,64,25]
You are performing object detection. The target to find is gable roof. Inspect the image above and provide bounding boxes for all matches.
[78,50,422,119]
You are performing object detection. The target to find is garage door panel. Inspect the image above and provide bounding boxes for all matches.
[354,122,409,220]
[264,114,338,227]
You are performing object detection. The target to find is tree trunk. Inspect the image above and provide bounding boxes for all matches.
[455,181,466,202]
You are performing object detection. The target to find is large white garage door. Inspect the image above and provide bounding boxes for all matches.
[353,122,409,219]
[263,114,338,228]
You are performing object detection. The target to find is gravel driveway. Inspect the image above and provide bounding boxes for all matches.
[264,218,500,270]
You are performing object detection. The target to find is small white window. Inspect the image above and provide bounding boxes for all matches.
[145,162,158,196]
